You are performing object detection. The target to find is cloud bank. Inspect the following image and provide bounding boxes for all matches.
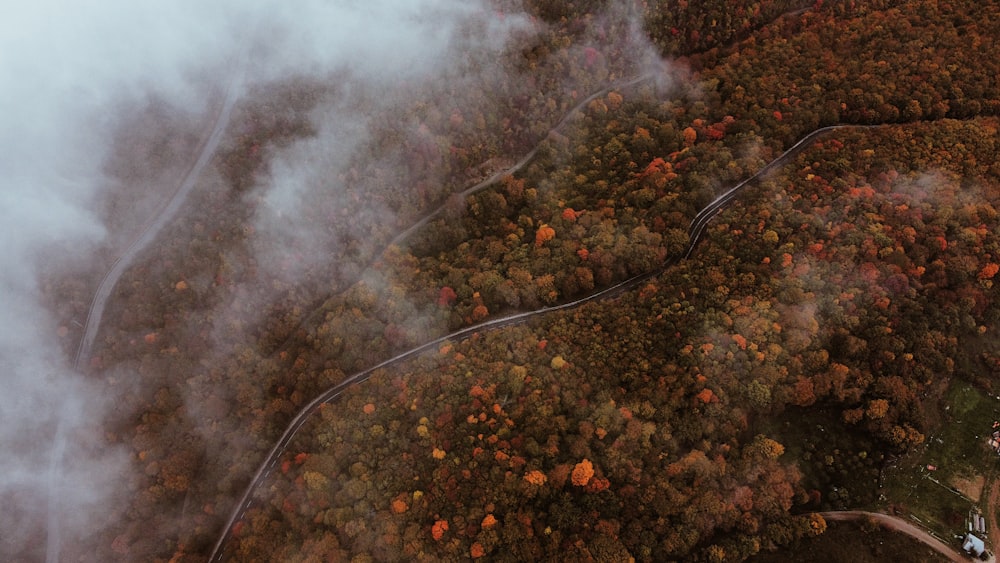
[0,0,534,560]
[0,2,257,558]
[1,0,684,558]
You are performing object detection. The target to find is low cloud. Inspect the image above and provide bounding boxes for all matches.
[0,0,535,559]
[0,0,702,558]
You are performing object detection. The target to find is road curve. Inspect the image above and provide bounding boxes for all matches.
[819,511,966,562]
[207,123,874,561]
[72,65,247,373]
[44,55,249,563]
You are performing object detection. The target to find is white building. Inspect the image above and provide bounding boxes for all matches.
[963,533,986,558]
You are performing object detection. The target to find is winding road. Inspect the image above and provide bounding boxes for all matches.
[71,67,247,373]
[207,121,875,561]
[685,124,875,257]
[45,53,249,563]
[31,5,858,562]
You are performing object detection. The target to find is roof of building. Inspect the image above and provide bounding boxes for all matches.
[963,534,986,556]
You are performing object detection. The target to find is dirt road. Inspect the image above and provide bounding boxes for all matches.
[820,511,966,562]
[988,479,1000,558]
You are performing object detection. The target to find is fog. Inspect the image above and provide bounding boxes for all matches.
[0,0,694,557]
[0,0,530,560]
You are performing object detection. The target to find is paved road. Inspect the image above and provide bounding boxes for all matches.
[685,124,874,257]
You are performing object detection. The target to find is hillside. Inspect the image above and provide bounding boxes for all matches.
[46,1,1000,561]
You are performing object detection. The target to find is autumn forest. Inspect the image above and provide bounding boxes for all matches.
[41,0,1000,561]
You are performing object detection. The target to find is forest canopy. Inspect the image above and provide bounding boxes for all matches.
[49,0,1000,561]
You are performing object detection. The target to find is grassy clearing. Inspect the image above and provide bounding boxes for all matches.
[760,379,1000,556]
[881,380,1000,540]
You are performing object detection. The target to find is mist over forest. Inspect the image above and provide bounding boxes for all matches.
[3,0,1000,561]
[2,0,525,558]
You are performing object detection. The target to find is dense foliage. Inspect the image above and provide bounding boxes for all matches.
[44,0,1000,561]
[222,117,1000,562]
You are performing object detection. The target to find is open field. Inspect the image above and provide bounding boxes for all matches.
[882,381,1000,546]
